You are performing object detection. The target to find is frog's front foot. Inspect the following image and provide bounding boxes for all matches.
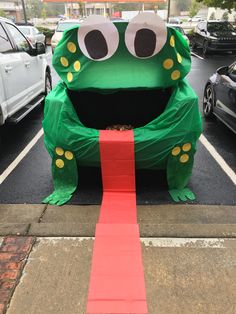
[43,191,73,206]
[167,142,196,202]
[169,188,195,202]
[43,147,78,206]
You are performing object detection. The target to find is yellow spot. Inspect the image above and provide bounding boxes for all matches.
[171,70,180,80]
[65,151,74,160]
[55,147,64,156]
[182,143,191,152]
[73,60,81,72]
[177,53,182,63]
[163,59,174,70]
[55,159,64,168]
[170,35,175,47]
[67,42,76,53]
[67,72,73,82]
[172,146,181,156]
[180,154,189,163]
[60,57,68,67]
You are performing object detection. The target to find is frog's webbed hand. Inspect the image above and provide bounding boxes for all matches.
[167,143,196,202]
[43,147,78,205]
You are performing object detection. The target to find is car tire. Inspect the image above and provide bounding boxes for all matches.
[202,41,208,56]
[203,84,214,118]
[45,72,52,96]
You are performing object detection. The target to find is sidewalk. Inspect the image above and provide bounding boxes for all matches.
[0,204,236,314]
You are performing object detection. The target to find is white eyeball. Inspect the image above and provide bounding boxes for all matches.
[78,15,119,61]
[125,12,167,59]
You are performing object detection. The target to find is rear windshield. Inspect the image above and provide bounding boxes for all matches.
[207,22,234,32]
[56,22,79,32]
[19,27,31,35]
[173,26,185,34]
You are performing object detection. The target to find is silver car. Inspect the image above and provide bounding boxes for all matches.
[0,18,51,129]
[51,19,81,53]
[18,25,45,46]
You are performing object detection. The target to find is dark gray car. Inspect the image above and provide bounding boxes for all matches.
[192,21,236,55]
[203,61,236,133]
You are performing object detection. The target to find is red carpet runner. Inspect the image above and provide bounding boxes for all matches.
[87,130,148,314]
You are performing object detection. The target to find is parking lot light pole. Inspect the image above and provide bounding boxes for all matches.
[167,0,171,22]
[21,0,27,24]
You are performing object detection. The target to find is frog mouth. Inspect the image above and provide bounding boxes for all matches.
[68,88,172,129]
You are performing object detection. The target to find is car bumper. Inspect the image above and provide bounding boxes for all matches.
[208,42,236,51]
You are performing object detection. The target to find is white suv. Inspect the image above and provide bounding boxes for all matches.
[0,18,51,126]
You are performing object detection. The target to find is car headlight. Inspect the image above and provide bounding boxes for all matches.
[208,36,218,42]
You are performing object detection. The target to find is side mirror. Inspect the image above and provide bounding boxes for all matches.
[35,42,45,55]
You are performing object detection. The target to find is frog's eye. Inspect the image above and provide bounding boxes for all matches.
[125,12,167,59]
[78,15,119,61]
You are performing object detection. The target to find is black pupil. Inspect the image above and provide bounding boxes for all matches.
[134,28,156,58]
[84,30,108,60]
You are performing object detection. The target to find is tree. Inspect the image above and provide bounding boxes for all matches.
[196,0,236,12]
[189,0,203,17]
[41,4,47,20]
[0,9,7,18]
[176,0,191,12]
[26,0,65,19]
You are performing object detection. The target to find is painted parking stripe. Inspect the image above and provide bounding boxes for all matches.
[200,134,236,185]
[191,51,204,60]
[0,128,44,185]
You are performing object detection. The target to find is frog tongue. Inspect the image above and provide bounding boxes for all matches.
[68,87,172,130]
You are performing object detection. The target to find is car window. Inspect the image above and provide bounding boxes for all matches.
[174,26,184,34]
[56,22,79,32]
[229,63,236,75]
[0,23,13,53]
[33,27,39,34]
[207,22,234,32]
[19,26,31,35]
[7,23,30,52]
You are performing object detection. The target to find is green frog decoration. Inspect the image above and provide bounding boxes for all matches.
[43,13,202,205]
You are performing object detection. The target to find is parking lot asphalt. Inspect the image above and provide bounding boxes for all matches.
[0,47,236,314]
[0,49,235,205]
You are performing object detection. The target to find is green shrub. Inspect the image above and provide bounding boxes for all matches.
[37,26,54,38]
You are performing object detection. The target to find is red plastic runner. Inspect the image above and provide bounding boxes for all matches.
[87,130,148,314]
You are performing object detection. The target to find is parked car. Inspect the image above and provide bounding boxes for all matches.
[192,21,236,55]
[167,24,190,45]
[0,17,52,129]
[203,61,236,133]
[188,16,205,23]
[18,25,45,46]
[168,17,182,24]
[51,19,81,53]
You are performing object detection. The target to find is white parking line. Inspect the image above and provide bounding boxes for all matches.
[200,134,236,185]
[191,51,204,60]
[0,128,44,185]
[1,129,235,188]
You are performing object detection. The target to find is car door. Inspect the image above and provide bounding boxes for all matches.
[6,23,44,103]
[0,22,29,116]
[214,65,236,131]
